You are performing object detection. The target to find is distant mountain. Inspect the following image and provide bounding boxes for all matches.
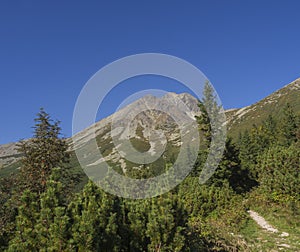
[1,77,299,174]
[0,92,201,176]
[71,92,200,151]
[70,92,200,176]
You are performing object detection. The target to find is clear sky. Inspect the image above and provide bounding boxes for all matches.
[1,1,300,144]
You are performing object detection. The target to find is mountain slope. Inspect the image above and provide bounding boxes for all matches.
[0,143,20,168]
[0,92,201,177]
[226,78,300,139]
[1,77,299,173]
[70,92,200,177]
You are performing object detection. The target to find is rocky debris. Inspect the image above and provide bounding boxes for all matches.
[280,232,289,237]
[248,210,279,233]
[278,243,291,249]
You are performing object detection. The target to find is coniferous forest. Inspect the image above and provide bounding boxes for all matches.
[0,86,299,251]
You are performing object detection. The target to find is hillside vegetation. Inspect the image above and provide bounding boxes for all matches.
[227,78,300,140]
[0,82,299,251]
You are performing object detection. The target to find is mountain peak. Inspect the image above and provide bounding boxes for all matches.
[70,92,201,150]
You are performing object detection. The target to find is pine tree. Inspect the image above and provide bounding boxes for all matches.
[35,168,70,251]
[126,199,150,251]
[68,181,120,251]
[146,194,185,252]
[4,109,73,251]
[257,144,300,202]
[7,190,40,251]
[17,108,70,195]
[238,124,274,181]
[215,138,256,193]
[194,81,226,182]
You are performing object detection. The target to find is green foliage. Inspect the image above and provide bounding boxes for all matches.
[0,109,76,250]
[17,108,70,195]
[194,81,224,175]
[0,175,17,249]
[126,199,150,250]
[35,168,70,251]
[194,82,253,193]
[257,144,300,203]
[279,103,299,146]
[2,98,299,251]
[146,194,186,252]
[195,81,222,146]
[7,190,39,251]
[68,181,120,251]
[227,80,300,141]
[7,168,71,251]
[178,177,249,251]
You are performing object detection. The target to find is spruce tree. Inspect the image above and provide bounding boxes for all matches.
[17,108,70,195]
[4,109,72,251]
[238,130,255,172]
[194,82,214,175]
[194,81,226,182]
[216,138,256,193]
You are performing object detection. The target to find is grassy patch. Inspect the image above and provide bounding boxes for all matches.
[240,195,300,251]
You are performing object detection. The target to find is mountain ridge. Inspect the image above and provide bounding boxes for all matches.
[1,77,300,168]
[226,77,300,138]
[0,92,200,168]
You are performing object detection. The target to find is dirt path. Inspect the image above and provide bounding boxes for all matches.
[247,210,293,250]
[248,210,279,233]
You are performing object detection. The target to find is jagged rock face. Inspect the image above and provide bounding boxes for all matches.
[71,92,201,175]
[71,92,200,151]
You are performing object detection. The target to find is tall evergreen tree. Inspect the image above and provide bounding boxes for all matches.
[2,109,73,251]
[194,81,225,177]
[17,108,70,195]
[238,124,275,181]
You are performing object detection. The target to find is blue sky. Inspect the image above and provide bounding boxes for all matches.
[1,1,300,143]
